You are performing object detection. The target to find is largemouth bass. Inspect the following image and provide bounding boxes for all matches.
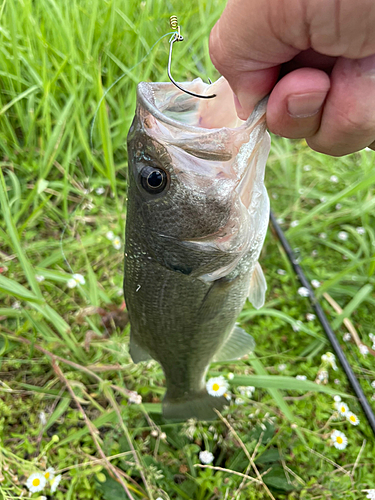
[124,77,270,420]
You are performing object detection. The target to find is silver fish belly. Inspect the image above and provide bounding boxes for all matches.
[124,77,270,420]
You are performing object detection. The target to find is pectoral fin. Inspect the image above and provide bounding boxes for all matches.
[248,261,267,310]
[129,332,152,363]
[212,324,255,362]
[198,276,238,323]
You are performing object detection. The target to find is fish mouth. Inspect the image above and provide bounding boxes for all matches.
[137,77,268,179]
[137,77,267,133]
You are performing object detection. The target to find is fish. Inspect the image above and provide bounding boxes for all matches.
[124,77,270,421]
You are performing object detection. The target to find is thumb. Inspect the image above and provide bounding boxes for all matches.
[209,0,301,118]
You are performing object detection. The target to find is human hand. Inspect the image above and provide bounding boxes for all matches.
[209,0,375,156]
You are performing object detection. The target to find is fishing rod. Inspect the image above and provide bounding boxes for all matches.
[269,210,375,437]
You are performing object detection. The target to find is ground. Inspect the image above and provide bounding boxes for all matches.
[0,0,375,499]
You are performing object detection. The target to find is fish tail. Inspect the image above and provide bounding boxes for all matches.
[162,390,227,421]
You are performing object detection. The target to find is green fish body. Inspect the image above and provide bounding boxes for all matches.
[124,77,270,420]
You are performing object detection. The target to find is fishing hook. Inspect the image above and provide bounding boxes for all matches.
[167,16,216,100]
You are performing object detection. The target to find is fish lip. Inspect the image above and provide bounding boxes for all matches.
[137,80,268,135]
[237,163,254,209]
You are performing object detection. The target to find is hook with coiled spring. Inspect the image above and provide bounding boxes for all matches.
[167,16,216,100]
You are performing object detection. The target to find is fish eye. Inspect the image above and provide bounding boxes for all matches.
[140,166,168,194]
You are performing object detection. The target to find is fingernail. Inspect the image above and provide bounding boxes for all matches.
[287,92,327,118]
[234,91,260,120]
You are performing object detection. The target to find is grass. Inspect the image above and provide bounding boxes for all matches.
[0,0,375,499]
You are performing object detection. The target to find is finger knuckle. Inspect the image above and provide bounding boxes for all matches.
[336,107,375,135]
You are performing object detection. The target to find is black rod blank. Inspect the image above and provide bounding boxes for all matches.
[269,210,375,437]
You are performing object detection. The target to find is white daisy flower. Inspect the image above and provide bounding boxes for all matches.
[12,301,21,309]
[346,412,360,426]
[303,164,311,171]
[235,397,244,405]
[296,375,307,381]
[334,379,340,385]
[278,364,286,371]
[160,432,166,440]
[67,273,85,288]
[335,203,342,210]
[39,411,47,426]
[311,249,318,257]
[298,287,310,297]
[50,474,62,493]
[26,473,46,493]
[112,237,121,250]
[335,401,349,416]
[311,279,321,288]
[330,175,339,183]
[290,220,299,227]
[206,376,228,397]
[369,333,375,341]
[73,273,85,284]
[292,320,303,332]
[224,393,232,401]
[356,227,365,235]
[199,450,214,464]
[44,467,55,481]
[238,386,255,397]
[95,187,105,195]
[277,269,286,275]
[366,490,375,500]
[333,395,341,402]
[343,333,351,342]
[338,231,348,241]
[330,430,347,450]
[276,217,284,224]
[359,344,369,356]
[371,381,375,389]
[319,232,327,239]
[306,313,315,321]
[106,231,115,241]
[35,274,45,282]
[128,391,142,404]
[227,373,234,380]
[322,352,338,370]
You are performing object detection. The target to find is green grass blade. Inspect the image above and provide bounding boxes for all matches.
[0,275,44,303]
[331,284,373,329]
[231,375,350,398]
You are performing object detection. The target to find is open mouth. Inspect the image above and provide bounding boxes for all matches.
[139,77,250,131]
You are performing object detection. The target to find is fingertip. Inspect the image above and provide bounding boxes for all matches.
[233,67,280,119]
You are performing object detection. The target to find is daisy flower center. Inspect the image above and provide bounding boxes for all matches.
[45,472,50,478]
[32,478,40,486]
[336,436,343,444]
[212,383,219,392]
